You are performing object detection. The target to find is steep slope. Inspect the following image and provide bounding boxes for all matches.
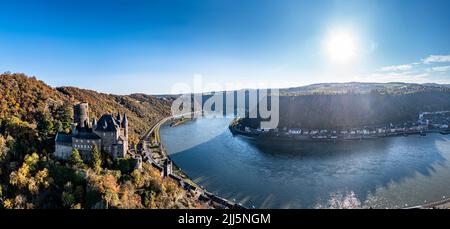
[0,73,71,123]
[56,87,172,144]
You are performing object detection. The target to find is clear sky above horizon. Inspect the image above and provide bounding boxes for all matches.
[1,0,450,94]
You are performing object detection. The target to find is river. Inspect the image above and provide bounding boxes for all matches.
[160,117,450,209]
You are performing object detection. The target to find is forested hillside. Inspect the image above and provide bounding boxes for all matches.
[276,92,450,129]
[0,72,202,209]
[56,87,172,144]
[241,84,450,129]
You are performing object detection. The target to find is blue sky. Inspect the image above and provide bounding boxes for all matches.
[1,0,450,94]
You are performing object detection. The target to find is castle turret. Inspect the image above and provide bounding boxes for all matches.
[71,123,78,135]
[92,117,97,130]
[123,113,128,138]
[116,112,122,123]
[74,103,89,128]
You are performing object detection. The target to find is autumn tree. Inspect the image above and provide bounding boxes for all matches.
[4,117,38,160]
[9,163,31,189]
[9,153,52,197]
[0,135,10,176]
[0,135,7,161]
[118,181,142,209]
[87,171,120,208]
[2,198,13,209]
[100,173,120,208]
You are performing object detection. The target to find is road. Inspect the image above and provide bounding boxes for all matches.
[140,111,202,145]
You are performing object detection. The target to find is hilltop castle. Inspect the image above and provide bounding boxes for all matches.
[54,102,129,160]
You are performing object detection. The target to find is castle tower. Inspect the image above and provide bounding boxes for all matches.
[164,159,173,177]
[74,103,90,128]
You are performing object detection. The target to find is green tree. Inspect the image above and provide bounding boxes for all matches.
[35,111,54,139]
[61,191,75,208]
[101,149,113,169]
[91,146,102,172]
[54,104,72,133]
[69,149,84,167]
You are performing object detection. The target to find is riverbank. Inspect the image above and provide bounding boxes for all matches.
[139,115,245,209]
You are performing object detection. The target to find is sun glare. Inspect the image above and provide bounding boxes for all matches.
[324,30,358,64]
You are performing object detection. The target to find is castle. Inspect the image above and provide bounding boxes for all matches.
[54,103,129,160]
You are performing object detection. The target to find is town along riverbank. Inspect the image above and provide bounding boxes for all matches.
[229,117,450,142]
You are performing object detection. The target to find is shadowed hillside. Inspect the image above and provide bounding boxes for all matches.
[276,92,450,129]
[239,83,450,129]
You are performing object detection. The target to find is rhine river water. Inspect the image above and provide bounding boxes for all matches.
[160,117,450,209]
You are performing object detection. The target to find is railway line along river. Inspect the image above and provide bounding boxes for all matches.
[160,117,450,209]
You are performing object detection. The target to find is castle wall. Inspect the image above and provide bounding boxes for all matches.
[93,129,119,154]
[112,144,125,158]
[93,129,128,158]
[123,140,128,157]
[54,144,72,160]
[72,137,102,160]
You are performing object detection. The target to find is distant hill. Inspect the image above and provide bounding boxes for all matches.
[239,82,450,129]
[279,82,450,96]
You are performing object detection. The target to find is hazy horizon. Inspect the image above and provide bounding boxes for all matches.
[19,76,449,96]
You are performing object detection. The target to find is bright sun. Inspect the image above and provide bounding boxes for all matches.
[324,30,358,64]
